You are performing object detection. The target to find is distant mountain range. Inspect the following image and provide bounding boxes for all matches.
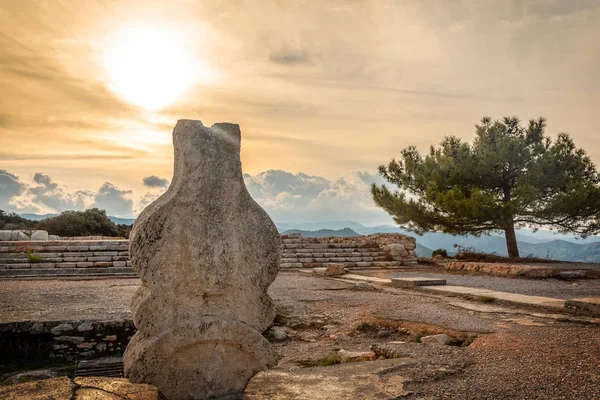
[18,213,600,262]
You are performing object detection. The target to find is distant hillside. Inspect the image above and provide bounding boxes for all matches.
[19,213,58,221]
[110,217,135,225]
[415,243,434,258]
[282,228,360,238]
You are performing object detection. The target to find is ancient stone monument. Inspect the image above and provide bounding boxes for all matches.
[124,120,280,399]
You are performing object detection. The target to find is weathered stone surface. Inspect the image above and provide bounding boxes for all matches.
[124,120,280,400]
[3,369,58,385]
[421,333,452,345]
[338,349,377,363]
[270,327,288,341]
[0,376,74,400]
[30,231,49,241]
[0,377,164,400]
[245,359,413,399]
[75,377,164,400]
[50,323,73,336]
[78,322,94,332]
[325,264,346,276]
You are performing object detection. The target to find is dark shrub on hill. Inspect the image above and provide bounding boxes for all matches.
[36,208,125,237]
[0,210,37,230]
[431,248,448,258]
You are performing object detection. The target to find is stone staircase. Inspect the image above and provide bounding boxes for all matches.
[0,233,418,278]
[280,237,416,269]
[0,240,135,279]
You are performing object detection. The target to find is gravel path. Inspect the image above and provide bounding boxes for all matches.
[409,324,600,399]
[356,269,600,299]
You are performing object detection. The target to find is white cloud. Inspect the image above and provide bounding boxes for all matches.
[91,183,134,218]
[143,175,170,188]
[0,168,394,224]
[243,169,393,225]
[0,169,25,211]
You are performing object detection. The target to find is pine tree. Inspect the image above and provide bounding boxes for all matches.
[372,117,600,258]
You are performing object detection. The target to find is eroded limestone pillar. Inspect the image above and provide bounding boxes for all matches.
[124,120,280,399]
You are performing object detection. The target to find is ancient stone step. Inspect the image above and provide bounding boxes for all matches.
[0,266,135,278]
[0,260,131,269]
[0,240,129,253]
[390,277,447,288]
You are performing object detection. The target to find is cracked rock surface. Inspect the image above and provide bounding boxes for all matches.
[0,376,164,400]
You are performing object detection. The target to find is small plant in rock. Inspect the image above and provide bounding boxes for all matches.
[410,329,424,343]
[313,352,341,367]
[26,250,42,263]
[431,249,448,258]
[355,321,374,332]
[474,295,495,304]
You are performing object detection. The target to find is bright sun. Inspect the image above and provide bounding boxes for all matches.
[103,24,209,110]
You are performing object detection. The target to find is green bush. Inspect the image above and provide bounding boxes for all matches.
[0,210,36,230]
[432,248,448,258]
[35,208,126,238]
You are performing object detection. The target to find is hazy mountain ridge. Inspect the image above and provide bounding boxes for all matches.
[18,214,600,262]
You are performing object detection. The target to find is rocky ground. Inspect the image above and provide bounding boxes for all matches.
[1,271,599,399]
[250,272,600,399]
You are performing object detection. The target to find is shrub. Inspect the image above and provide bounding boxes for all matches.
[35,208,125,238]
[474,295,495,304]
[0,210,36,230]
[431,249,448,258]
[410,329,424,343]
[300,352,341,367]
[355,321,374,332]
[27,250,42,263]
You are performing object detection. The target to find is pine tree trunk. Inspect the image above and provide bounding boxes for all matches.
[504,223,520,258]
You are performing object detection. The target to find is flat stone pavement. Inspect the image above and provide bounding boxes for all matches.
[356,269,600,299]
[0,279,137,323]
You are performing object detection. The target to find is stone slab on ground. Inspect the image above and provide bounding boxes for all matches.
[445,261,558,278]
[445,260,600,278]
[420,285,496,296]
[354,269,600,299]
[245,359,415,399]
[342,274,391,284]
[390,277,446,288]
[565,297,600,317]
[421,285,567,311]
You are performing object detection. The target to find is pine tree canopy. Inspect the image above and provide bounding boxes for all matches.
[371,116,600,257]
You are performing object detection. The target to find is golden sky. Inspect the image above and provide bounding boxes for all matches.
[1,0,599,220]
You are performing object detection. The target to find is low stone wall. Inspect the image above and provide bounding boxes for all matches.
[57,236,127,241]
[280,233,417,268]
[0,240,130,270]
[0,233,418,274]
[0,319,135,362]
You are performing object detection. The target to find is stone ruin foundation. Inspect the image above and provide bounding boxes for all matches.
[123,120,280,399]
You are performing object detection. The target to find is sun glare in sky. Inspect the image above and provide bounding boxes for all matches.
[103,24,211,110]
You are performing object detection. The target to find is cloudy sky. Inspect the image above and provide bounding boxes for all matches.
[1,0,599,223]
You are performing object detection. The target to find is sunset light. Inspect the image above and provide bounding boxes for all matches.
[102,24,210,110]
